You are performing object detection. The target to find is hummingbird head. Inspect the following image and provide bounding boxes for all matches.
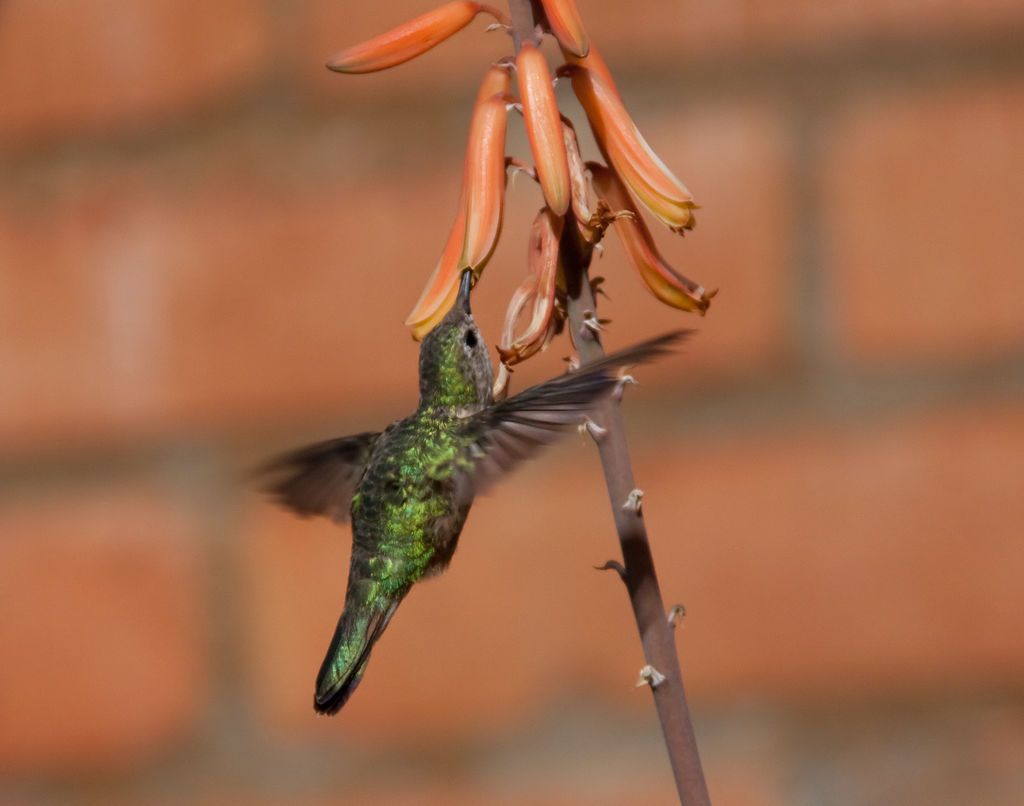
[418,270,494,413]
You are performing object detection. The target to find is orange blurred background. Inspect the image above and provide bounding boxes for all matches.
[2,1,1023,804]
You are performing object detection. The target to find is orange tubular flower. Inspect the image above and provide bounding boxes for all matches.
[564,45,617,97]
[539,0,589,58]
[326,1,505,73]
[498,207,564,367]
[566,49,696,233]
[474,60,513,104]
[516,42,570,216]
[590,163,713,314]
[406,65,512,338]
[461,92,509,270]
[405,203,466,338]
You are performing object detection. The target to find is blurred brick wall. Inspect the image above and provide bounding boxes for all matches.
[2,1,1023,804]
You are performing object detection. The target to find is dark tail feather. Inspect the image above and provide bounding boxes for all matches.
[314,599,399,715]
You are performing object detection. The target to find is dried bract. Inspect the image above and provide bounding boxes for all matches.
[561,119,594,227]
[497,207,564,367]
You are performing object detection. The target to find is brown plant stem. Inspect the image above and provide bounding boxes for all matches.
[505,3,710,802]
[559,217,711,806]
[508,0,542,50]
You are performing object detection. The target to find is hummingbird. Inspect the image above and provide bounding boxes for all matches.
[262,269,688,714]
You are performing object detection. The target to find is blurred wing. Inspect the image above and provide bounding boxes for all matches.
[461,330,691,493]
[259,432,380,523]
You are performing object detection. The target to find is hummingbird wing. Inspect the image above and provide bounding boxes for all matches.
[460,330,691,492]
[260,432,380,523]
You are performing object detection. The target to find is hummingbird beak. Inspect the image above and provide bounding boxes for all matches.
[458,269,473,314]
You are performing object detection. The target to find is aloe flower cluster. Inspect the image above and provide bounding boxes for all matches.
[327,0,713,381]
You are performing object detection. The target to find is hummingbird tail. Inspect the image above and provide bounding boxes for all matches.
[314,599,400,715]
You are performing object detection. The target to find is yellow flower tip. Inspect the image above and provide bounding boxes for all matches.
[516,43,571,216]
[669,204,698,233]
[590,163,709,315]
[461,91,509,270]
[540,0,590,58]
[326,1,490,74]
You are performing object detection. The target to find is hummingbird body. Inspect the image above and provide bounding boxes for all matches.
[264,270,687,714]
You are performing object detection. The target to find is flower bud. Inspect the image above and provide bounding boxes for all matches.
[540,0,589,58]
[327,1,499,74]
[516,43,570,216]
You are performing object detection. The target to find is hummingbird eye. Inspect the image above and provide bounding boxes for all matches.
[463,329,478,349]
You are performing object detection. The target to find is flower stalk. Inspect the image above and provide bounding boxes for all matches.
[508,4,710,802]
[327,0,713,800]
[559,209,711,806]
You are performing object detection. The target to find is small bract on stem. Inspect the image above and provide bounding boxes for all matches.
[325,0,713,802]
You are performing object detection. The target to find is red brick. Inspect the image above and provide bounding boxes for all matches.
[244,400,1024,740]
[639,401,1024,700]
[824,81,1024,363]
[0,0,271,140]
[577,0,1024,58]
[0,484,204,771]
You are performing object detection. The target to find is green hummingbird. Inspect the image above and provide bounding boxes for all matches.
[263,269,688,714]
